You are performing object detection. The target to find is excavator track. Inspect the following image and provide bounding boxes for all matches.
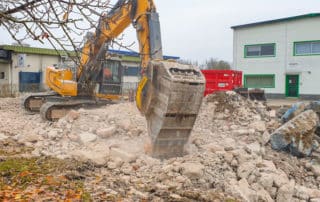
[142,61,205,159]
[22,92,58,112]
[40,99,116,121]
[40,100,97,121]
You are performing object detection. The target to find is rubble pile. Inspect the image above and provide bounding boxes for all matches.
[0,92,320,201]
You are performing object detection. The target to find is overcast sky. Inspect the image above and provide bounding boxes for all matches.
[1,0,320,63]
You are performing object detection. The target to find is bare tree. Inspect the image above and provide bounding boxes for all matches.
[178,59,198,66]
[205,58,231,70]
[0,0,121,62]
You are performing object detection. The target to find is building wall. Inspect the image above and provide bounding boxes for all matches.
[0,53,143,95]
[0,46,179,96]
[0,63,10,85]
[10,53,60,86]
[233,17,320,97]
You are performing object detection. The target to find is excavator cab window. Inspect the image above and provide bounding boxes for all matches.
[103,60,121,83]
[99,59,123,95]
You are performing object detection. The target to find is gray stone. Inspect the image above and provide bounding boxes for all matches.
[96,126,116,139]
[271,110,319,157]
[79,132,97,144]
[0,133,8,141]
[118,119,132,131]
[273,169,289,188]
[107,158,124,170]
[294,185,310,200]
[269,110,277,118]
[245,142,261,155]
[237,178,257,202]
[180,162,204,180]
[276,180,295,202]
[18,134,39,143]
[294,186,320,200]
[224,152,234,164]
[202,143,224,153]
[237,161,255,179]
[258,173,274,191]
[234,129,250,136]
[48,130,60,140]
[311,164,320,177]
[250,121,266,132]
[262,131,271,145]
[70,150,109,166]
[251,183,273,202]
[110,147,137,163]
[310,101,320,113]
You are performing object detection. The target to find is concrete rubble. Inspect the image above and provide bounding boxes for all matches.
[271,110,319,157]
[0,92,320,201]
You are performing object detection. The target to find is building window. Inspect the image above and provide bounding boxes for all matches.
[244,44,276,58]
[244,74,275,88]
[294,41,320,56]
[124,66,140,76]
[0,72,5,79]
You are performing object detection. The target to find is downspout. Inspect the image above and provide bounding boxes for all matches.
[9,52,13,97]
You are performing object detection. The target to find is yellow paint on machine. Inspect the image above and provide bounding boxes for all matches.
[136,76,148,110]
[45,67,77,96]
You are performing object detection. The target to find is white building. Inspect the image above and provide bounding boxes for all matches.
[232,13,320,99]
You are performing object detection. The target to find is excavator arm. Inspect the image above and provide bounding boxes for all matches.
[45,0,158,97]
[77,0,162,94]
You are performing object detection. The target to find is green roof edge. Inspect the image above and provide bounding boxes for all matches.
[231,13,320,29]
[0,45,77,57]
[0,45,141,62]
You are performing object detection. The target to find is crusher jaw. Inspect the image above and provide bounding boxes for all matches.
[137,60,206,159]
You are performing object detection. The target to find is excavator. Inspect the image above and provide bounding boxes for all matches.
[23,0,205,158]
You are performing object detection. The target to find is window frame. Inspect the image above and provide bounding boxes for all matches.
[244,43,276,58]
[0,72,5,79]
[293,40,320,56]
[123,66,140,76]
[244,74,275,88]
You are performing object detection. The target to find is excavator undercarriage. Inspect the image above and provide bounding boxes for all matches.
[23,93,117,121]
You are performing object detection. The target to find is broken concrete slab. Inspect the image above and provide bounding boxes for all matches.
[249,121,266,132]
[276,180,295,202]
[271,110,319,157]
[180,162,205,180]
[79,132,97,144]
[110,147,137,163]
[309,101,320,114]
[70,149,109,166]
[95,126,116,139]
[0,133,8,141]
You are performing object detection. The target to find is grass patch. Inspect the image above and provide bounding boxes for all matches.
[0,157,91,201]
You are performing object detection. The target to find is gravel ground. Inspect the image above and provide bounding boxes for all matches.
[0,92,320,201]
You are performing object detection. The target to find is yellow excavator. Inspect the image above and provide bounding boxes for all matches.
[23,0,205,158]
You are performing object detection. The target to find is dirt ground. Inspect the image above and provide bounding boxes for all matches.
[0,93,320,201]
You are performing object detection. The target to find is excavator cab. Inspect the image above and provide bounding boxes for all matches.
[98,59,123,96]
